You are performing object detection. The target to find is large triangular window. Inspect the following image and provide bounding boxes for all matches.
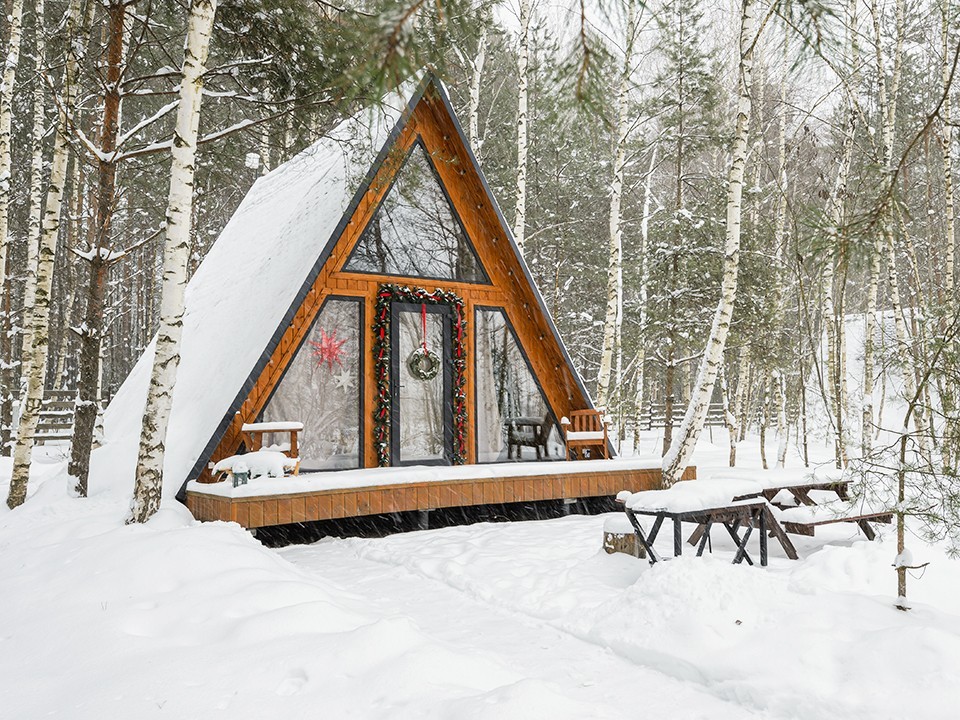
[345,141,489,283]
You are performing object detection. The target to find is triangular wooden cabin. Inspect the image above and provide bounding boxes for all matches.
[100,74,692,529]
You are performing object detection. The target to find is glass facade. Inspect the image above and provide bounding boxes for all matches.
[475,308,563,462]
[260,299,361,470]
[345,142,488,283]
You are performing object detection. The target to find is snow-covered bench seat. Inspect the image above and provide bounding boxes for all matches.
[213,450,301,487]
[776,501,892,540]
[241,422,303,472]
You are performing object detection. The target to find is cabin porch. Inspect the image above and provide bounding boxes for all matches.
[186,458,696,529]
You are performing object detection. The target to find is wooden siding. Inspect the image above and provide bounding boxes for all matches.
[187,464,697,529]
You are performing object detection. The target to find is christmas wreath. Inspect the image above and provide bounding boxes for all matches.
[408,346,441,380]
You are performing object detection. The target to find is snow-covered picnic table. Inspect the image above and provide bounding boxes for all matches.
[617,474,893,564]
[622,496,773,566]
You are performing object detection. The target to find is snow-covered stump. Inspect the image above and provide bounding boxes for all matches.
[603,515,645,559]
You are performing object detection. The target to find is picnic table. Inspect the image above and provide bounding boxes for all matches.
[618,475,893,566]
[624,499,771,566]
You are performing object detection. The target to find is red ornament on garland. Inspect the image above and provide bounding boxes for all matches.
[309,328,347,371]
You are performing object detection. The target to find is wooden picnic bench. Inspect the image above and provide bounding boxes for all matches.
[623,499,775,567]
[734,478,892,541]
[778,504,893,541]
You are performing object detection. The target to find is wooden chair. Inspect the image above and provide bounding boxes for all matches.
[560,410,609,460]
[506,413,552,460]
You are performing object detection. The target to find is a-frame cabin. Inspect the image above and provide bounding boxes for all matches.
[98,74,692,529]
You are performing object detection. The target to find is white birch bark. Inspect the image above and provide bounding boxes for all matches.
[864,0,905,457]
[774,369,788,467]
[771,30,790,469]
[662,0,756,485]
[513,0,530,253]
[0,0,25,303]
[20,0,47,383]
[468,22,487,161]
[131,0,218,523]
[632,145,657,452]
[943,0,956,304]
[597,0,637,410]
[7,0,85,508]
[940,0,959,469]
[0,0,26,453]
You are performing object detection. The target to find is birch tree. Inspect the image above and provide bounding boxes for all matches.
[0,0,25,455]
[130,0,218,524]
[632,145,657,452]
[468,21,487,160]
[596,0,638,410]
[19,0,48,395]
[513,0,530,252]
[662,0,757,485]
[863,0,905,457]
[7,0,88,508]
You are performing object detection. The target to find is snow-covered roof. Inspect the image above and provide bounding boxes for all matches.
[91,78,427,500]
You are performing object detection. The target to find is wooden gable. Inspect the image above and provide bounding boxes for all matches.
[190,76,596,485]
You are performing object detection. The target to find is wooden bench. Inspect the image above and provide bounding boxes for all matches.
[560,410,609,460]
[241,421,302,475]
[779,505,893,541]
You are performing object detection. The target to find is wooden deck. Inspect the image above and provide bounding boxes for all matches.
[186,461,696,529]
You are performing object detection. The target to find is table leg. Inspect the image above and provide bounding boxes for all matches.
[674,518,683,557]
[761,506,798,560]
[857,519,877,541]
[759,509,768,567]
[625,509,661,564]
[696,521,713,557]
[726,521,755,565]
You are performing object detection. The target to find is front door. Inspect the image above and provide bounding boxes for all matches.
[390,302,453,465]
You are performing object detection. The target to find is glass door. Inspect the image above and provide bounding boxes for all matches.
[390,302,453,465]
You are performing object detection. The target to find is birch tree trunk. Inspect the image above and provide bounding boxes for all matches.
[19,0,48,389]
[943,0,956,305]
[939,0,959,469]
[864,0,905,457]
[662,0,756,486]
[468,22,487,161]
[632,145,656,452]
[130,0,218,523]
[771,30,790,469]
[7,0,86,509]
[0,0,26,456]
[0,0,25,305]
[597,0,636,410]
[732,344,751,456]
[69,0,129,497]
[822,104,855,468]
[513,0,530,253]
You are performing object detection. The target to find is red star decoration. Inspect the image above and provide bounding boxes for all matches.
[309,328,347,371]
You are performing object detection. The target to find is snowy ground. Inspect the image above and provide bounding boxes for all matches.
[2,435,960,718]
